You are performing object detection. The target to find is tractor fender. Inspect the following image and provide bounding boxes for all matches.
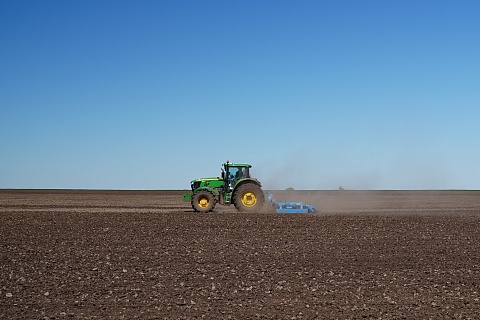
[195,187,219,198]
[232,178,262,194]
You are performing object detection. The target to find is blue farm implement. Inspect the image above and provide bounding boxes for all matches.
[267,192,317,214]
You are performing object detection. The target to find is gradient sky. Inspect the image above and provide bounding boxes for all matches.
[1,1,479,190]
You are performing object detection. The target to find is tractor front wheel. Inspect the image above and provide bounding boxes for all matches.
[233,183,265,212]
[192,191,216,213]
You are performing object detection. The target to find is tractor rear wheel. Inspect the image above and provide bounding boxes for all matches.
[192,191,216,213]
[233,183,265,212]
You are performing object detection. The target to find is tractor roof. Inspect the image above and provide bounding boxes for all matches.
[225,162,252,168]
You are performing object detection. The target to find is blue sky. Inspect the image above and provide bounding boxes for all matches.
[1,1,479,190]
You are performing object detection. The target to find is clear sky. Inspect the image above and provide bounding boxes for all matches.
[1,1,479,190]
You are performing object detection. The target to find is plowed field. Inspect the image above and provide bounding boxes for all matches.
[1,189,480,319]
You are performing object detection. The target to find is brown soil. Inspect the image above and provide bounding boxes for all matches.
[1,189,480,319]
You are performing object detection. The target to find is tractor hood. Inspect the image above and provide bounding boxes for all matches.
[190,177,223,191]
[190,177,222,184]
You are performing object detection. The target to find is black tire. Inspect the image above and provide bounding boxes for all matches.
[233,183,265,212]
[191,191,216,213]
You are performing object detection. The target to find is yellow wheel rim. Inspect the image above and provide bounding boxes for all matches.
[198,197,209,208]
[241,192,257,207]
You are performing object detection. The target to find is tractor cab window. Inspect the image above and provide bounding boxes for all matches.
[228,167,244,180]
[235,167,244,179]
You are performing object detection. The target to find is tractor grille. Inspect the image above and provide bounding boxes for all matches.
[192,181,201,191]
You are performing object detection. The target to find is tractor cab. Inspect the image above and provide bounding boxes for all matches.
[222,161,251,191]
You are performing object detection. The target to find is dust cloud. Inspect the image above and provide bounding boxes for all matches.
[251,154,466,213]
[254,153,459,191]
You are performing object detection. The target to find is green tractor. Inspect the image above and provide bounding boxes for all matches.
[183,160,265,213]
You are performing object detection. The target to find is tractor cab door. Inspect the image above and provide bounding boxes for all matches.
[226,166,244,191]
